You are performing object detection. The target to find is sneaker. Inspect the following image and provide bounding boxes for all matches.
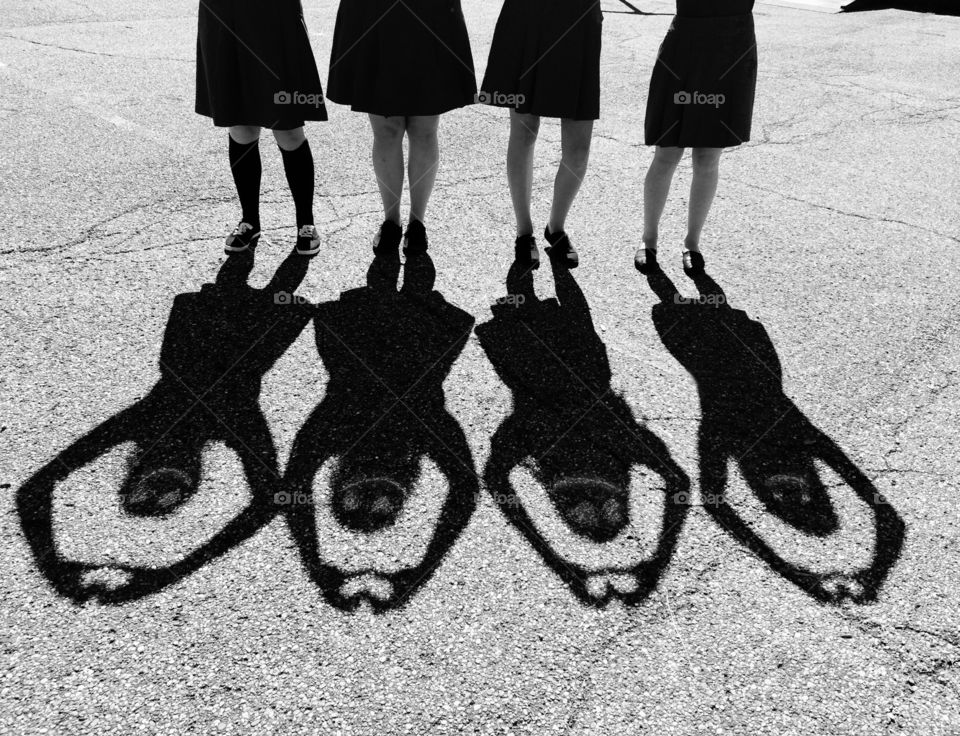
[372,220,402,257]
[403,220,428,256]
[224,222,260,253]
[295,224,321,256]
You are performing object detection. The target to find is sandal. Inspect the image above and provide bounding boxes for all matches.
[403,220,429,256]
[514,234,540,269]
[634,248,659,274]
[544,226,579,269]
[372,220,402,257]
[682,250,705,276]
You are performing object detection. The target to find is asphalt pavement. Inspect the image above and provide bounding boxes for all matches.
[1,1,959,734]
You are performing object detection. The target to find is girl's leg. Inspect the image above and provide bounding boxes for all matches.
[547,119,594,234]
[228,125,263,231]
[273,127,315,230]
[642,146,684,251]
[686,147,723,252]
[405,115,441,225]
[369,115,407,225]
[507,111,540,237]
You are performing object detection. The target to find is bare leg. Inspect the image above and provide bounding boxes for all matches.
[405,115,440,225]
[507,111,540,237]
[686,147,723,252]
[369,115,406,225]
[548,119,594,234]
[642,146,684,251]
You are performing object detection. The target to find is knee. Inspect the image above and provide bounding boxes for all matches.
[229,125,261,144]
[372,116,406,144]
[691,148,722,173]
[510,114,540,146]
[273,127,306,151]
[406,116,439,144]
[653,146,684,168]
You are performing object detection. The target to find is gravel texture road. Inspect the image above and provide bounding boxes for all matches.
[2,1,959,734]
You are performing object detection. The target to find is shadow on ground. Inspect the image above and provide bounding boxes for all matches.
[645,268,905,603]
[17,251,479,613]
[478,261,691,606]
[17,251,311,603]
[283,252,479,613]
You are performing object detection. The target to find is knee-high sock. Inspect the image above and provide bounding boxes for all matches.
[228,135,262,231]
[279,139,315,229]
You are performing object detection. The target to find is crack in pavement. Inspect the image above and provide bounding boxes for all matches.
[0,32,191,63]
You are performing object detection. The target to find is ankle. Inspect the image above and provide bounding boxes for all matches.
[684,237,701,252]
[642,235,658,250]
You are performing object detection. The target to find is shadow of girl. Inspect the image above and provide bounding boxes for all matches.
[282,253,479,613]
[17,251,312,603]
[478,261,691,606]
[646,269,905,602]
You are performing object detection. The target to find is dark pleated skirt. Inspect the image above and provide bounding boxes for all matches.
[481,0,603,120]
[326,0,477,117]
[196,0,328,129]
[644,13,757,148]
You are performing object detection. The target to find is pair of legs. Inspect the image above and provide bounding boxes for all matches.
[226,124,317,251]
[642,146,723,253]
[506,109,594,238]
[368,115,440,227]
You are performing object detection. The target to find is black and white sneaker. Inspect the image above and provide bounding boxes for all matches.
[224,222,260,253]
[295,224,321,256]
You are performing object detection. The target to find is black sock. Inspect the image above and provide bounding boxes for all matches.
[228,135,261,232]
[279,139,315,229]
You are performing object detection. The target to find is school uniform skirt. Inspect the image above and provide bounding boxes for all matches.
[644,12,757,147]
[326,0,477,117]
[481,0,603,121]
[196,0,328,129]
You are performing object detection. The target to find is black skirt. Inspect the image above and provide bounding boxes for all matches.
[480,0,603,121]
[196,0,328,129]
[644,13,757,148]
[326,0,477,117]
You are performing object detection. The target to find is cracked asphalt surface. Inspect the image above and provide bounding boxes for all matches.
[2,1,959,734]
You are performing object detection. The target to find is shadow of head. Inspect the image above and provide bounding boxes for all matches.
[739,445,840,537]
[331,476,407,532]
[549,477,630,543]
[327,429,422,532]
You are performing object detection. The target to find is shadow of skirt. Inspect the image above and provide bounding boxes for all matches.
[644,14,757,148]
